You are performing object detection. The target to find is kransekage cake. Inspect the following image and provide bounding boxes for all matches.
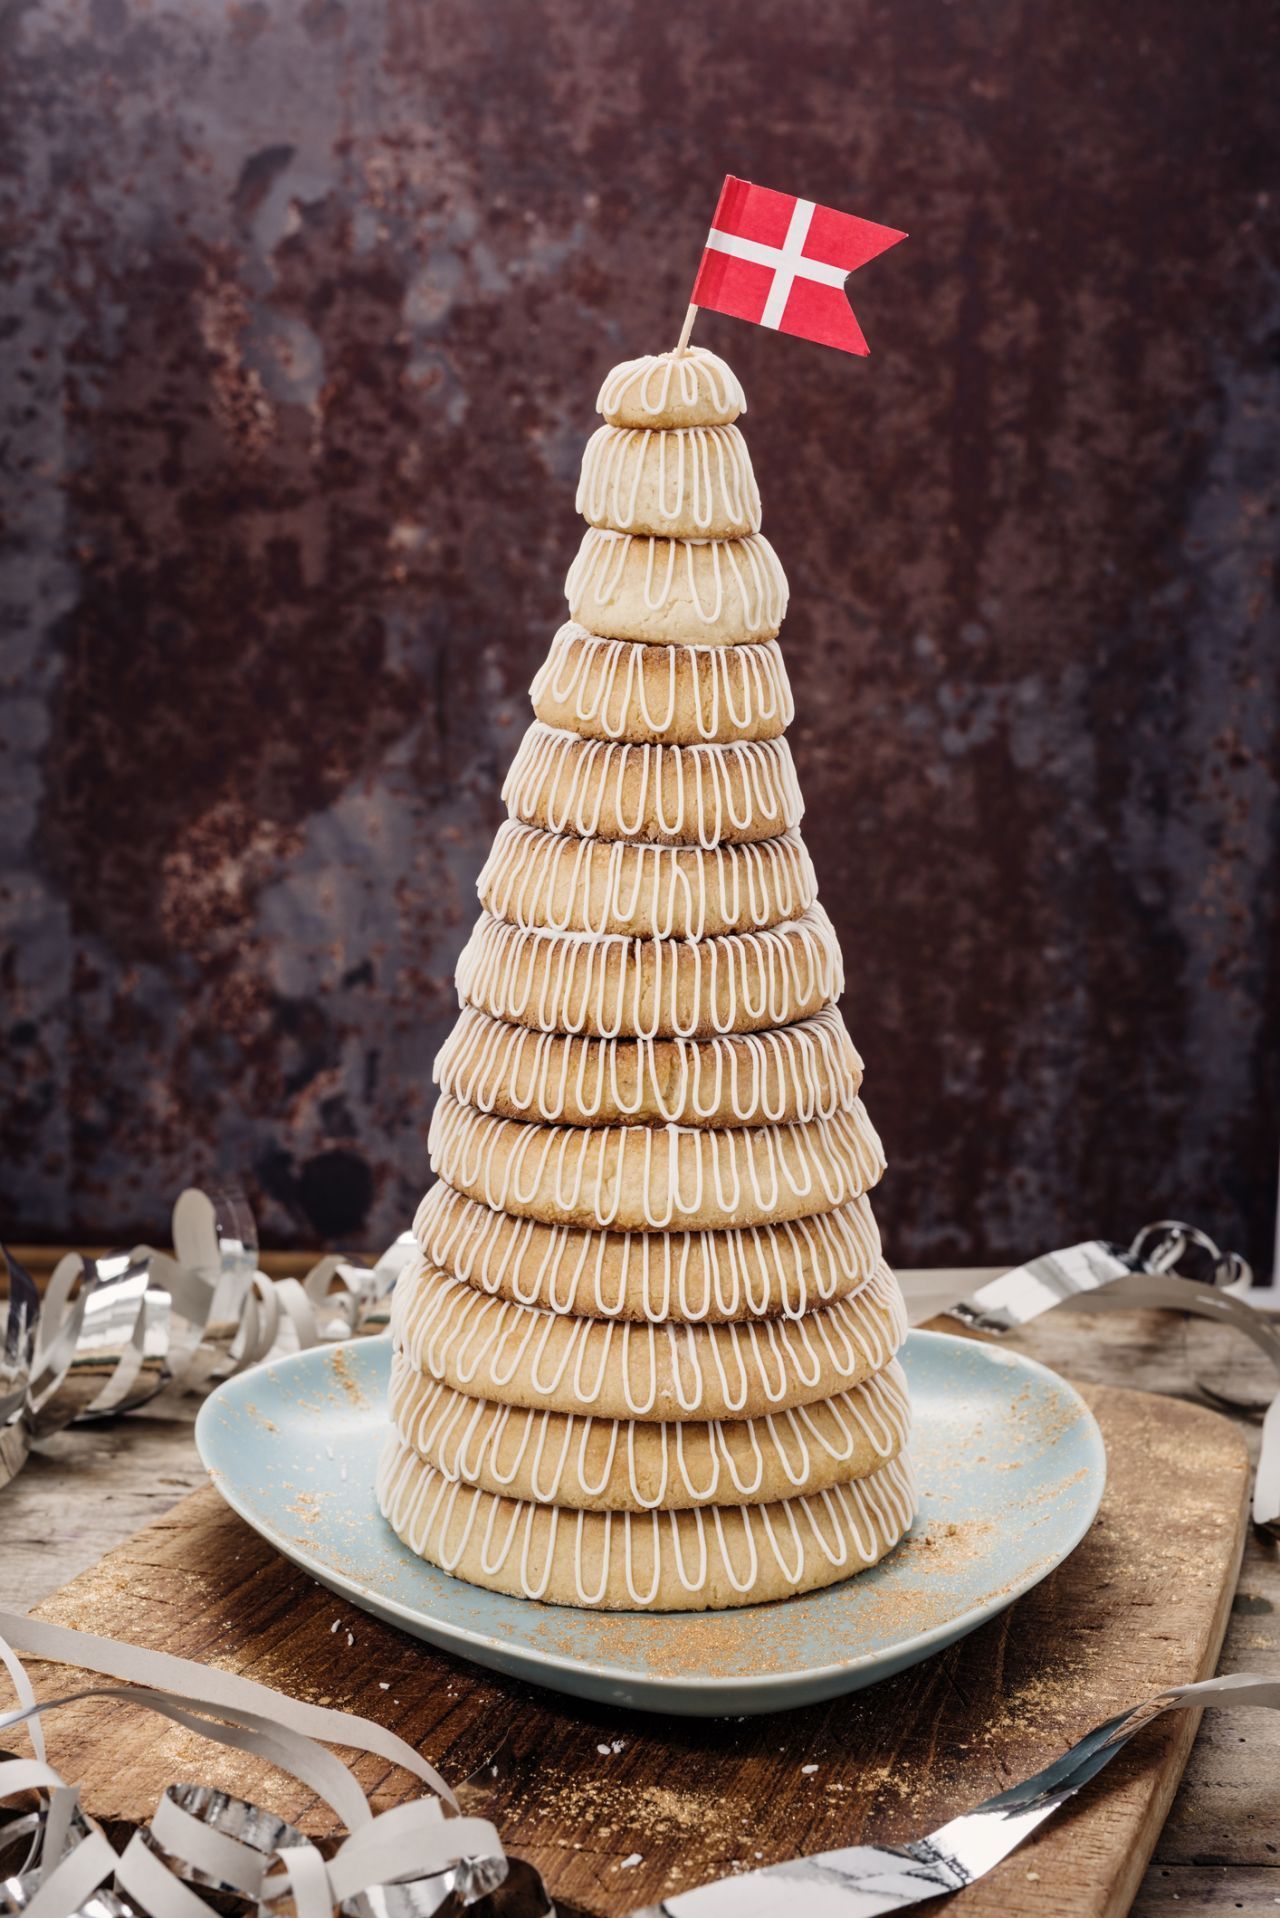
[378,342,915,1609]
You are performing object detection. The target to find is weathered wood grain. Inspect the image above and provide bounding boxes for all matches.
[6,1267,1276,1913]
[16,1379,1250,1918]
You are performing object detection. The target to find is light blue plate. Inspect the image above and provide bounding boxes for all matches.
[195,1331,1104,1716]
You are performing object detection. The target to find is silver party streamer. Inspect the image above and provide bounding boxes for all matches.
[625,1673,1280,1917]
[1,1610,1275,1918]
[0,1606,518,1918]
[0,1188,415,1493]
[897,1219,1280,1531]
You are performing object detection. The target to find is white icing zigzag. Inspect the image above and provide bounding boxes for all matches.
[530,625,795,743]
[501,722,802,851]
[479,821,817,941]
[456,904,843,1040]
[434,1003,862,1128]
[390,1353,911,1511]
[427,1094,887,1232]
[577,424,761,534]
[376,1442,917,1607]
[414,1186,885,1324]
[566,528,789,634]
[391,1254,908,1419]
[595,348,746,425]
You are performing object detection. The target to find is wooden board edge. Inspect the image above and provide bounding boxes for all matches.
[1097,1439,1252,1918]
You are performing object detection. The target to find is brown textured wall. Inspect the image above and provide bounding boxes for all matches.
[2,0,1278,1268]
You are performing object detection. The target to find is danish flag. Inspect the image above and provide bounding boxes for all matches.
[689,175,907,357]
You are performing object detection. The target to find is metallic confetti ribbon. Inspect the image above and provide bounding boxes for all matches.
[0,1189,416,1494]
[0,1607,519,1918]
[896,1219,1280,1533]
[1,1612,1275,1918]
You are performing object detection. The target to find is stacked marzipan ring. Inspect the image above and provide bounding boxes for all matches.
[378,344,916,1610]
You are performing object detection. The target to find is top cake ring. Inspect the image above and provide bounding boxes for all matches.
[577,424,761,540]
[596,346,746,430]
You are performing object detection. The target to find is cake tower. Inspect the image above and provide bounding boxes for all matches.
[377,345,915,1610]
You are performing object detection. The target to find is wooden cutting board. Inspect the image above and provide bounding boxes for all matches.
[21,1381,1248,1918]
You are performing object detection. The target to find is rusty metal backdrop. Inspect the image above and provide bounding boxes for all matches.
[2,0,1278,1269]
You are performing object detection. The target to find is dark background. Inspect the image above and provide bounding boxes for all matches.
[2,0,1277,1271]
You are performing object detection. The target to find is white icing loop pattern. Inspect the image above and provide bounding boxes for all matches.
[596,347,746,428]
[576,424,761,536]
[376,1440,916,1610]
[530,625,795,745]
[566,529,789,637]
[456,904,843,1040]
[391,1254,908,1420]
[478,820,817,941]
[427,1093,887,1233]
[390,1353,911,1512]
[434,1003,862,1129]
[414,1186,884,1324]
[381,341,916,1612]
[501,722,802,850]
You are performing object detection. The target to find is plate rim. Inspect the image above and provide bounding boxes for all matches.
[195,1329,1106,1698]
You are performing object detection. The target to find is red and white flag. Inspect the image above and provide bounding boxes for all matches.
[689,175,907,357]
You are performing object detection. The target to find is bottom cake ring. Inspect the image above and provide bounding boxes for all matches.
[375,1436,916,1612]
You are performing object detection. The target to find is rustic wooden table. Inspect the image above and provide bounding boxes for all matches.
[3,1264,1277,1915]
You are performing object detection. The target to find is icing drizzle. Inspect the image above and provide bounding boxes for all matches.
[391,1252,908,1419]
[413,1186,884,1323]
[502,722,802,851]
[577,424,761,536]
[595,347,746,428]
[456,903,843,1039]
[530,625,795,745]
[427,1092,887,1232]
[566,529,789,637]
[389,1353,910,1512]
[434,1002,862,1129]
[377,1440,916,1608]
[478,820,817,941]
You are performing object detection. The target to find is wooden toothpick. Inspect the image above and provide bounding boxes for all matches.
[674,304,698,355]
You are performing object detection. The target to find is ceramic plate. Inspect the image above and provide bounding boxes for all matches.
[195,1330,1104,1716]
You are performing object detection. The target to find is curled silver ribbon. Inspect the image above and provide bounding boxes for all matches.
[2,1610,1274,1918]
[899,1218,1280,1533]
[0,1607,522,1918]
[629,1672,1280,1917]
[0,1191,415,1493]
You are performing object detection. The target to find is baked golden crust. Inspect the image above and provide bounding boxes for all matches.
[377,1438,915,1610]
[502,723,801,850]
[530,626,794,746]
[427,1094,886,1233]
[414,1186,885,1323]
[389,1353,911,1512]
[595,347,746,431]
[566,530,788,646]
[434,1004,862,1130]
[577,423,761,540]
[456,904,842,1040]
[478,821,817,941]
[391,1252,908,1421]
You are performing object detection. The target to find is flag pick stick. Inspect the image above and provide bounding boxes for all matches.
[674,303,698,355]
